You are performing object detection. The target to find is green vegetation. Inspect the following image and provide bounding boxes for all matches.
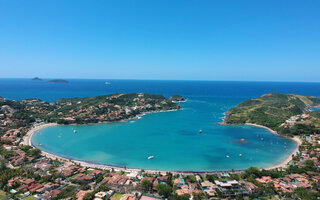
[224,93,320,135]
[54,185,77,199]
[112,193,124,200]
[0,190,7,200]
[23,196,36,200]
[156,184,173,198]
[141,180,153,192]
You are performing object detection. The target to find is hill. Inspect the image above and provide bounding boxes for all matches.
[223,93,320,135]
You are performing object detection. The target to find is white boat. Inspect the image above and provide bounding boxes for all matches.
[105,81,110,85]
[74,130,77,133]
[39,144,42,146]
[148,156,154,160]
[239,154,242,157]
[226,155,230,158]
[199,130,202,134]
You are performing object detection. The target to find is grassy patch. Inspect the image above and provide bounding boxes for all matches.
[112,193,124,200]
[0,191,7,200]
[23,196,37,200]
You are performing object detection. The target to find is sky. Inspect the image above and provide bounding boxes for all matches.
[0,0,319,82]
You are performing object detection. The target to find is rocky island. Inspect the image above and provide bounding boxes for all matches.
[223,93,320,136]
[48,79,69,83]
[169,94,186,102]
[31,77,42,81]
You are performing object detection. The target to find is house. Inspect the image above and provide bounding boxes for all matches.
[139,196,161,200]
[214,180,239,189]
[201,180,215,189]
[95,191,107,200]
[105,174,128,185]
[73,173,93,182]
[176,189,189,196]
[120,193,135,200]
[242,181,258,193]
[140,177,154,183]
[256,176,272,184]
[312,176,320,183]
[76,190,93,200]
[41,190,61,200]
[173,178,184,187]
[89,169,102,177]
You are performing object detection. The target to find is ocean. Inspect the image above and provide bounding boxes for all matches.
[2,78,320,171]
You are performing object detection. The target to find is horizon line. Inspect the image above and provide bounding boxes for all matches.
[0,77,320,83]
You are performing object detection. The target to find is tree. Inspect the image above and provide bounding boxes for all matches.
[185,175,196,183]
[141,180,153,192]
[83,192,95,200]
[28,148,41,158]
[244,167,261,178]
[156,184,172,198]
[174,194,190,200]
[304,160,315,168]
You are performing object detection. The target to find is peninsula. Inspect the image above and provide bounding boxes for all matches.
[0,93,181,127]
[223,93,320,136]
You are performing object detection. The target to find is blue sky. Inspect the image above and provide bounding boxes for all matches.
[0,0,319,81]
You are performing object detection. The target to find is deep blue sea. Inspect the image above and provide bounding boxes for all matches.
[2,79,320,171]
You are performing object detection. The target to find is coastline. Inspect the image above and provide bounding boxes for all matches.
[25,120,301,174]
[219,120,302,170]
[245,123,302,170]
[23,123,58,146]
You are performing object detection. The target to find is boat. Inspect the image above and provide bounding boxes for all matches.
[239,154,242,157]
[226,155,230,158]
[148,156,154,160]
[74,130,77,133]
[58,136,61,138]
[105,81,110,85]
[199,130,202,134]
[39,144,42,146]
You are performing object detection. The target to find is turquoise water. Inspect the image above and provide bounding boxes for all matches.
[310,107,320,111]
[32,98,296,171]
[2,79,317,171]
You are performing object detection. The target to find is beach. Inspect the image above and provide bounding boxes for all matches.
[245,123,302,170]
[23,123,58,146]
[24,123,165,174]
[25,120,301,174]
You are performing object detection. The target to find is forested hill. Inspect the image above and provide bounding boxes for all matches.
[0,93,182,131]
[223,93,320,135]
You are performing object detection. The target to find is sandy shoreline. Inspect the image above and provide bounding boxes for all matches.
[245,123,302,170]
[24,119,301,174]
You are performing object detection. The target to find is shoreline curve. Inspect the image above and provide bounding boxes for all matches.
[24,120,301,174]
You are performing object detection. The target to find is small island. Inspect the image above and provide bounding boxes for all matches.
[31,77,42,81]
[48,79,69,83]
[169,94,186,102]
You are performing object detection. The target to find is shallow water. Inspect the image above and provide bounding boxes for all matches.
[32,99,296,171]
[2,79,319,171]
